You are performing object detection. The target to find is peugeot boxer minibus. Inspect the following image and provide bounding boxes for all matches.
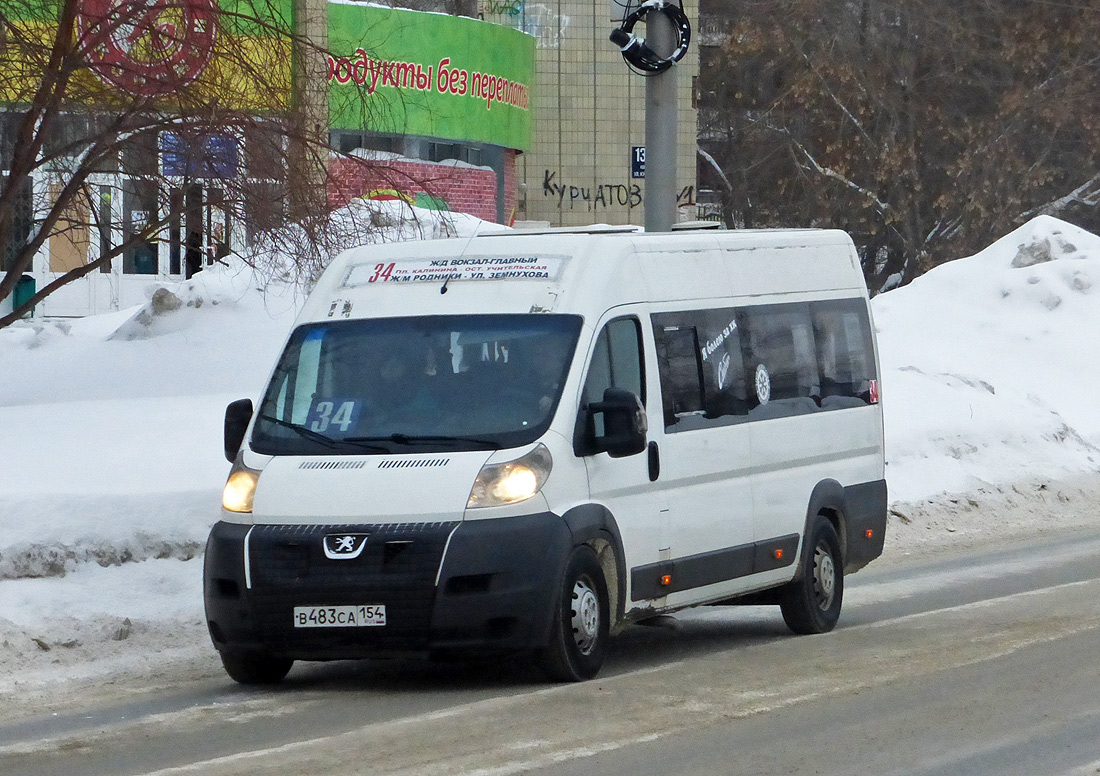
[204,227,887,683]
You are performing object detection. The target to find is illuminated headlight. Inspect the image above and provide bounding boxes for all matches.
[222,458,261,513]
[467,444,552,509]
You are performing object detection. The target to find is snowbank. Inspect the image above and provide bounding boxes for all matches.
[875,215,1100,501]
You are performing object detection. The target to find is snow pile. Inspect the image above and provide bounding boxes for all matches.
[875,215,1100,502]
[0,262,299,582]
[0,203,489,581]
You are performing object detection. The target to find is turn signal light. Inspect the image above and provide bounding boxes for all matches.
[660,574,672,586]
[773,549,784,560]
[866,529,874,539]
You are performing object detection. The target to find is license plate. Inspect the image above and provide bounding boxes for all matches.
[293,605,386,628]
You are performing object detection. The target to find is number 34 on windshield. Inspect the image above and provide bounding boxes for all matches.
[308,400,359,433]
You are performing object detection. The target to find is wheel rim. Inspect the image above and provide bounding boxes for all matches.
[570,575,600,655]
[812,543,836,610]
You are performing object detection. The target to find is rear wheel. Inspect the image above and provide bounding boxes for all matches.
[780,515,844,635]
[219,649,294,685]
[540,545,610,682]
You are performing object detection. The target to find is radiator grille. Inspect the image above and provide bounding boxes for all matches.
[247,522,457,652]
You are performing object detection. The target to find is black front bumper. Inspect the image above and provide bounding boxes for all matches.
[203,514,572,660]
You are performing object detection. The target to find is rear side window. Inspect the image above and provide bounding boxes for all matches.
[810,299,878,408]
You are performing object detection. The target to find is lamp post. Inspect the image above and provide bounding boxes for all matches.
[609,1,691,232]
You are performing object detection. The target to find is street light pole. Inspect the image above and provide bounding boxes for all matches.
[610,1,689,232]
[643,9,678,232]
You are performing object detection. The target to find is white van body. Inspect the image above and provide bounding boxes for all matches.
[204,228,887,683]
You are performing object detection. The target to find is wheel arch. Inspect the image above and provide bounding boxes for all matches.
[796,479,848,578]
[560,503,627,628]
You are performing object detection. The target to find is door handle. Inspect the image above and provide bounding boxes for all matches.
[647,441,660,482]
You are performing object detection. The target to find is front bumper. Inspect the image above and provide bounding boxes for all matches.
[203,513,572,660]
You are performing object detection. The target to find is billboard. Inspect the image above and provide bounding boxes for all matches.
[327,5,535,150]
[1,0,291,110]
[1,1,533,149]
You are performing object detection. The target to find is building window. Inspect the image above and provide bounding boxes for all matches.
[123,179,158,274]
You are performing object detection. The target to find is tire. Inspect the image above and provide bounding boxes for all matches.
[539,545,610,682]
[779,514,844,635]
[219,649,294,685]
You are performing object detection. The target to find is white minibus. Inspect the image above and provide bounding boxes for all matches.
[205,227,886,683]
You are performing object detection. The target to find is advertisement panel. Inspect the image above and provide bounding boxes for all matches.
[327,4,534,150]
[2,2,533,147]
[0,0,291,110]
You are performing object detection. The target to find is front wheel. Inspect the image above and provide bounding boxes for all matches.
[779,515,844,635]
[539,545,610,682]
[219,649,294,685]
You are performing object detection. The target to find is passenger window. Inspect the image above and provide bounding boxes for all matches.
[737,304,820,418]
[654,308,749,431]
[697,308,748,422]
[653,300,875,429]
[653,323,704,428]
[810,299,877,408]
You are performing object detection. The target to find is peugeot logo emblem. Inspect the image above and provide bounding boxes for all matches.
[323,533,369,560]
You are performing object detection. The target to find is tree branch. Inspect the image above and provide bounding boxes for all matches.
[1017,171,1100,222]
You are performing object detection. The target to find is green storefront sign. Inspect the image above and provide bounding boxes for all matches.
[327,5,535,151]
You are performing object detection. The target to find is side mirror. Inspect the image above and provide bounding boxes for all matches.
[224,398,254,462]
[589,387,647,458]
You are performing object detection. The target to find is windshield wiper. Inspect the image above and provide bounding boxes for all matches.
[346,433,502,450]
[257,414,389,452]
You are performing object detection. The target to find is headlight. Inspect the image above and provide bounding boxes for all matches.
[222,458,261,513]
[467,444,552,509]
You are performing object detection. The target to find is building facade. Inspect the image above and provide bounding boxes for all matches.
[478,0,699,227]
[3,0,701,319]
[1,1,534,319]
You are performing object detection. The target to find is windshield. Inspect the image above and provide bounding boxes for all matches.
[252,314,583,455]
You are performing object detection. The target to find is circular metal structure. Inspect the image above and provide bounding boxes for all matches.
[570,576,601,655]
[812,543,836,610]
[609,0,691,74]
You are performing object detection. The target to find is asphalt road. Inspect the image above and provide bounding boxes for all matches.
[3,528,1100,776]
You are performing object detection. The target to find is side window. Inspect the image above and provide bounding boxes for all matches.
[653,318,704,429]
[580,317,644,439]
[737,303,821,418]
[652,300,875,429]
[811,299,877,407]
[697,308,748,422]
[654,308,749,432]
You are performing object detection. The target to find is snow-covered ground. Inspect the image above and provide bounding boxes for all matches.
[1,211,1098,699]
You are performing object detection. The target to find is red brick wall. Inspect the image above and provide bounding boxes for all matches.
[328,157,502,223]
[503,150,518,226]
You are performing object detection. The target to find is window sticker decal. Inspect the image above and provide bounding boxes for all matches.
[755,363,771,406]
[699,318,737,363]
[308,399,361,433]
[717,351,732,391]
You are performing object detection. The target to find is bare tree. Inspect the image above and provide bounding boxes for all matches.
[0,0,416,328]
[698,0,1100,292]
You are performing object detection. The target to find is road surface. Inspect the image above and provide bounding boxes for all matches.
[3,527,1100,776]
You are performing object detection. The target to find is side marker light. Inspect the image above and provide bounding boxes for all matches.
[660,574,672,586]
[773,549,784,560]
[866,529,874,539]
